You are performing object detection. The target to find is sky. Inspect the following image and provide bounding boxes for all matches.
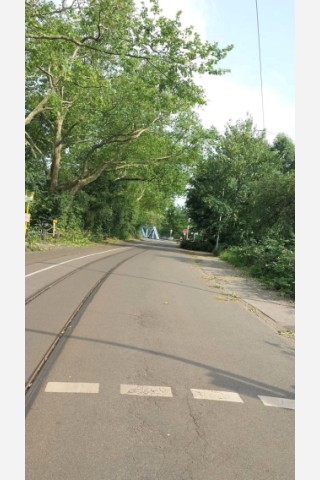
[155,0,295,143]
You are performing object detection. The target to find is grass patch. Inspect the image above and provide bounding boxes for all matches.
[25,229,124,251]
[278,330,295,339]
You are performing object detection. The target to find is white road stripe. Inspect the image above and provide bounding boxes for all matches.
[120,384,173,397]
[191,389,244,403]
[258,396,295,409]
[25,247,129,277]
[45,382,99,393]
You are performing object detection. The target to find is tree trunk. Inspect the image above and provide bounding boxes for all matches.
[50,112,64,192]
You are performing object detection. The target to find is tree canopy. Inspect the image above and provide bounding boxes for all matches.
[186,118,295,247]
[25,0,233,197]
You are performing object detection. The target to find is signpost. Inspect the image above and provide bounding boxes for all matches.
[25,191,34,202]
[25,191,34,235]
[53,219,58,237]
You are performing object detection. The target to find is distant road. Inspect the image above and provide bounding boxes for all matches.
[26,239,294,480]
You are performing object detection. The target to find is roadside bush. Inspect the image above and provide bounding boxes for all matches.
[180,238,213,252]
[220,237,295,298]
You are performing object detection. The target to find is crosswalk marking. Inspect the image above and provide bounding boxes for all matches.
[258,396,295,410]
[191,388,244,403]
[120,384,173,397]
[44,382,295,409]
[45,382,99,393]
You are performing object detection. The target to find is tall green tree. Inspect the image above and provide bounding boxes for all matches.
[270,133,295,173]
[158,204,189,238]
[186,118,294,247]
[25,0,233,197]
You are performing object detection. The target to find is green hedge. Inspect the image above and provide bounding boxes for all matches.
[220,238,295,298]
[180,239,214,252]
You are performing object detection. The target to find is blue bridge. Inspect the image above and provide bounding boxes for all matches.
[140,225,160,240]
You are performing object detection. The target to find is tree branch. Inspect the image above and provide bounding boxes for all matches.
[26,33,151,60]
[25,94,50,125]
[25,131,43,158]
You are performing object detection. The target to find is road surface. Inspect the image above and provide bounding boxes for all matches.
[25,239,294,480]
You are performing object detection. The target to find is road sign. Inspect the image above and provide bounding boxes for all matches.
[25,191,34,202]
[182,229,188,234]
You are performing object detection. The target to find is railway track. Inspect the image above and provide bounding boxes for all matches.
[25,247,146,406]
[25,247,132,305]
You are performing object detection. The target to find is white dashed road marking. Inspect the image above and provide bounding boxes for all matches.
[120,384,173,397]
[258,396,295,409]
[191,389,244,403]
[43,382,294,408]
[45,382,100,393]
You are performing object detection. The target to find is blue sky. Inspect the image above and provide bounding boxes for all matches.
[156,0,295,141]
[206,0,294,99]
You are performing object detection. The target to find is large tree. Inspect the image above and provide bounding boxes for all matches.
[25,0,233,196]
[270,133,295,173]
[186,118,294,246]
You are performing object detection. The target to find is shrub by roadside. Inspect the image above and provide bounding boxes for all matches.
[179,236,295,299]
[180,238,214,252]
[25,228,129,251]
[219,238,295,299]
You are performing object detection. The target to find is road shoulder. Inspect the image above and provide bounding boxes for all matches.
[185,250,295,344]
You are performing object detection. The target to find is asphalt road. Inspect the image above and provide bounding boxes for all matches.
[25,240,294,480]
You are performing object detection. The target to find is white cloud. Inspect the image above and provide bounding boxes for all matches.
[196,74,295,142]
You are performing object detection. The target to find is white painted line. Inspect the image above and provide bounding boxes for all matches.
[191,389,244,403]
[120,384,173,397]
[45,382,99,393]
[25,247,129,277]
[258,396,295,410]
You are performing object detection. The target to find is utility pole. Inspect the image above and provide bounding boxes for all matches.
[215,214,222,250]
[186,219,190,240]
[215,189,224,250]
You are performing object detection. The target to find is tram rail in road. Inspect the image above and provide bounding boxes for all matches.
[25,246,145,407]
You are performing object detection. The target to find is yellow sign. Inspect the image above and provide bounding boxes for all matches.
[53,219,58,224]
[25,191,34,202]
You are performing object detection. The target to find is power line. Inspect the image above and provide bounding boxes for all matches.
[255,0,265,130]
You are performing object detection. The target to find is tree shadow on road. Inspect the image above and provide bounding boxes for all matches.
[26,328,295,402]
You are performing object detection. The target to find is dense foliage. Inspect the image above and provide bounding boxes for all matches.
[219,237,294,297]
[25,0,232,235]
[185,119,295,297]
